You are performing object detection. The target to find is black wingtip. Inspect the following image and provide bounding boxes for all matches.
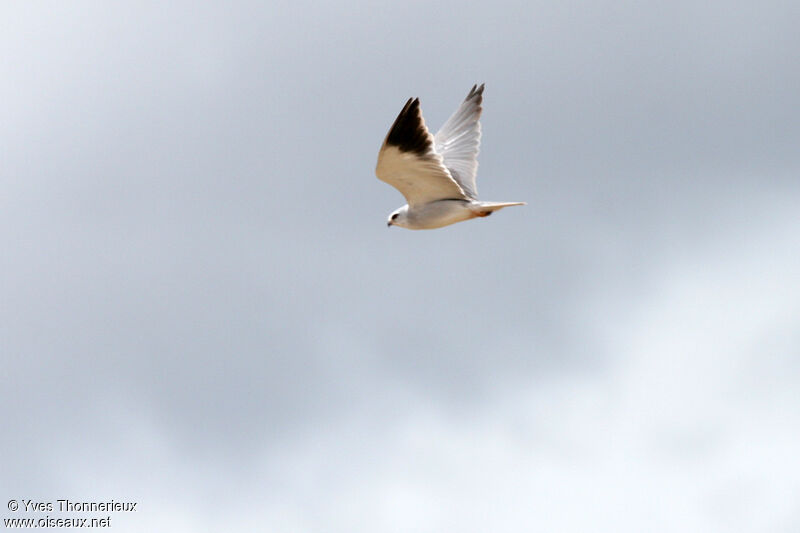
[466,83,485,101]
[384,96,431,156]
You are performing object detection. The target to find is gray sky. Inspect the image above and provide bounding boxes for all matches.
[2,1,799,531]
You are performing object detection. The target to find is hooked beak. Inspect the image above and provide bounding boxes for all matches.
[387,221,392,227]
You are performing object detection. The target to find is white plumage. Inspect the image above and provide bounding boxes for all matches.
[376,84,525,230]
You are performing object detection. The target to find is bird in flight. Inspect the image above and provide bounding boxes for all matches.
[376,84,525,230]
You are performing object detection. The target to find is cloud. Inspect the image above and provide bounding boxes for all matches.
[2,1,799,531]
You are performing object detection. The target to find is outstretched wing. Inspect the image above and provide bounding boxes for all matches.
[376,97,468,207]
[433,84,484,199]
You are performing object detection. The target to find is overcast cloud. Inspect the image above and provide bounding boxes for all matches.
[2,1,799,531]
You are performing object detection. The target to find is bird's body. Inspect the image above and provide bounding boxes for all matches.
[388,199,525,230]
[376,84,525,230]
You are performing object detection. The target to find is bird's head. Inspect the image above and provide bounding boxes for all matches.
[387,206,409,228]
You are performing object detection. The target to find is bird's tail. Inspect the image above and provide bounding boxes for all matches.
[473,201,526,216]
